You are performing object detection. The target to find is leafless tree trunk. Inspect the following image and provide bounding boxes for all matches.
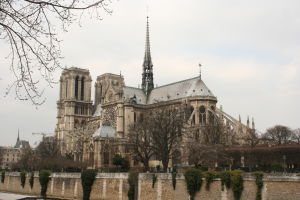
[149,106,186,172]
[128,115,155,171]
[0,0,112,104]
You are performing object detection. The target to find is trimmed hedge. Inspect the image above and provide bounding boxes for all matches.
[29,172,34,189]
[20,171,26,188]
[39,170,51,197]
[81,169,97,200]
[184,168,203,200]
[254,172,264,200]
[128,171,138,200]
[231,170,244,200]
[1,171,5,183]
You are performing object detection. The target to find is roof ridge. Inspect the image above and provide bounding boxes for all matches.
[123,86,143,90]
[153,76,201,89]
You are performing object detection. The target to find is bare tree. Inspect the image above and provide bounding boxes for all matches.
[150,106,186,172]
[262,125,293,145]
[292,128,300,144]
[13,146,37,171]
[69,123,96,161]
[186,120,231,168]
[0,0,112,104]
[128,115,155,172]
[244,129,260,147]
[36,136,60,158]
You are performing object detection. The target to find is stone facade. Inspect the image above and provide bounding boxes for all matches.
[54,18,255,169]
[1,172,300,200]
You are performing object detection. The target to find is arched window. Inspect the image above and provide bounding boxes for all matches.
[81,77,85,100]
[199,106,206,125]
[75,76,79,99]
[104,151,109,165]
[134,112,136,122]
[65,80,68,98]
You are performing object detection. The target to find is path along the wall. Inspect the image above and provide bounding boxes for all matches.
[0,172,300,200]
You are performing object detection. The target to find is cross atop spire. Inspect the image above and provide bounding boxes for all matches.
[142,16,154,96]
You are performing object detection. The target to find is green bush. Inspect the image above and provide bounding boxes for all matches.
[152,174,157,188]
[184,168,203,200]
[39,170,51,197]
[254,172,264,200]
[128,171,138,200]
[113,155,130,171]
[81,169,97,200]
[29,172,34,189]
[220,171,231,191]
[204,171,217,191]
[1,171,5,183]
[20,171,26,188]
[172,172,177,190]
[231,170,244,200]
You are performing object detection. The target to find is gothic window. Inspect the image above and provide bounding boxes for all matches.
[134,112,136,122]
[65,80,68,98]
[209,111,214,125]
[191,114,195,125]
[75,76,79,99]
[199,106,206,125]
[104,151,109,165]
[140,113,144,122]
[81,77,85,100]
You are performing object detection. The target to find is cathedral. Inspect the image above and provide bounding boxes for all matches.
[55,18,254,169]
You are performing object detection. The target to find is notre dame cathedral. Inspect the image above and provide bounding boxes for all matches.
[55,18,254,169]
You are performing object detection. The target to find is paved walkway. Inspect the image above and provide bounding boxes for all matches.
[0,192,36,200]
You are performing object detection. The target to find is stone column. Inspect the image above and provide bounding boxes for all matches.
[116,104,124,136]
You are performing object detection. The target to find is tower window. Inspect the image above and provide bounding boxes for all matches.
[75,76,79,99]
[81,77,85,100]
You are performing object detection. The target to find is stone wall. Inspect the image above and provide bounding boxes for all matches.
[0,172,300,200]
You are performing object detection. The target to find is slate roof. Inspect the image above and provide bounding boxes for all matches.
[93,125,119,138]
[93,103,102,117]
[122,76,215,105]
[14,140,30,148]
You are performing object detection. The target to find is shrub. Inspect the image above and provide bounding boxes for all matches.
[39,170,51,197]
[220,171,231,191]
[184,168,203,200]
[81,169,97,200]
[1,171,5,183]
[172,171,177,190]
[128,171,138,200]
[112,155,130,171]
[29,172,34,189]
[204,171,217,191]
[20,171,26,188]
[254,172,264,200]
[152,174,157,188]
[231,170,244,200]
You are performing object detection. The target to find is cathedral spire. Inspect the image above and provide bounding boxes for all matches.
[142,16,154,96]
[17,128,20,142]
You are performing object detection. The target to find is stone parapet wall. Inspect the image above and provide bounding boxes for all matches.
[0,172,300,200]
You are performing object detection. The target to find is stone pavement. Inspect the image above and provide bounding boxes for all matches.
[0,192,36,200]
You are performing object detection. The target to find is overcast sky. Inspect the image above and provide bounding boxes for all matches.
[0,0,299,146]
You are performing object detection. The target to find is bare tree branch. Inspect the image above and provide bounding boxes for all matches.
[0,0,112,105]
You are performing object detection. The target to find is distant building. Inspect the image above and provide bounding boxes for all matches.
[0,130,30,169]
[55,17,254,169]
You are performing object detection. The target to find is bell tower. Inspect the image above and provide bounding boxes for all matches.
[55,67,93,154]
